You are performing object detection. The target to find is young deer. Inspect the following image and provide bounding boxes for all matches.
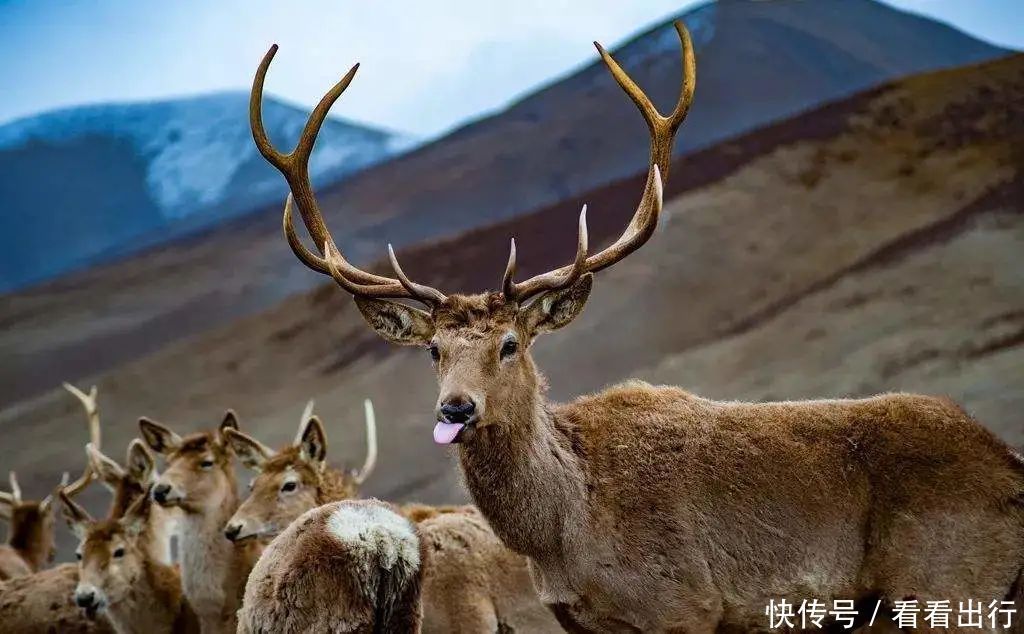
[225,401,561,632]
[139,411,260,634]
[254,20,1024,633]
[222,399,376,543]
[237,499,424,633]
[60,487,200,634]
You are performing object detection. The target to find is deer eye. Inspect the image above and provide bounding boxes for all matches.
[76,551,82,561]
[428,344,440,363]
[500,338,519,359]
[200,459,215,470]
[281,481,298,493]
[112,547,124,559]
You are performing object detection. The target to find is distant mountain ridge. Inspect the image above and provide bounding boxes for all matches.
[0,92,413,291]
[0,0,1015,405]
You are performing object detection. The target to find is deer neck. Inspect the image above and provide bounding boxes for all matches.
[8,513,50,571]
[176,476,247,625]
[142,503,175,566]
[105,559,189,634]
[458,389,585,562]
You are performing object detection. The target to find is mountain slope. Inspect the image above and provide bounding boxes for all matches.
[0,0,1013,404]
[0,92,412,291]
[3,53,1021,549]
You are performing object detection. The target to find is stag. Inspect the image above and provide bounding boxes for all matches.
[253,20,1024,633]
[139,412,260,634]
[60,487,199,634]
[224,400,561,632]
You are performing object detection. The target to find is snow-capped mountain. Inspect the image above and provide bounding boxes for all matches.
[0,92,413,291]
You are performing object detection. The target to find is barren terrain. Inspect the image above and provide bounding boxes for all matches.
[2,55,1022,559]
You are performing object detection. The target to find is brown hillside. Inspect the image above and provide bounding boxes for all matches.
[2,55,1022,558]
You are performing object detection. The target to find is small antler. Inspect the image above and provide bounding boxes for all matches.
[8,471,22,504]
[253,46,445,308]
[62,382,102,498]
[354,399,378,485]
[502,20,694,303]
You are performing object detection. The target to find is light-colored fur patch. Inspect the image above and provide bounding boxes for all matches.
[326,503,420,571]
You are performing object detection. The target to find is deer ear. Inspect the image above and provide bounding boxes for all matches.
[126,440,155,485]
[298,415,328,467]
[224,428,273,471]
[219,410,240,443]
[58,491,92,539]
[120,490,150,537]
[86,444,126,490]
[138,418,182,455]
[354,297,434,346]
[519,273,593,336]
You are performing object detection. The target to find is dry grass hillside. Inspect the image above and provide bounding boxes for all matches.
[2,55,1021,557]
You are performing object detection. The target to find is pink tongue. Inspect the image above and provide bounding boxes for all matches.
[433,421,465,444]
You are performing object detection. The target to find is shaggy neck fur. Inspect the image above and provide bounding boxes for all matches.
[8,509,50,571]
[458,367,585,565]
[105,559,197,634]
[177,470,252,633]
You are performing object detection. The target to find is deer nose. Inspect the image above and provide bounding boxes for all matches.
[439,398,477,425]
[224,523,242,542]
[152,483,171,504]
[75,590,96,608]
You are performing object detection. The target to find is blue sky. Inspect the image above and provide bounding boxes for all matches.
[0,0,1019,138]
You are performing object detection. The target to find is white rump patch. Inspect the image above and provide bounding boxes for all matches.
[326,503,420,571]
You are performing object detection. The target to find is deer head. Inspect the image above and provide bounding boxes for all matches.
[223,399,377,542]
[87,440,157,518]
[60,488,151,620]
[139,412,239,514]
[0,471,63,568]
[251,21,694,444]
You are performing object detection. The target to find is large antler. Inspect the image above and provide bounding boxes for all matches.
[502,20,695,303]
[62,382,102,497]
[251,46,445,308]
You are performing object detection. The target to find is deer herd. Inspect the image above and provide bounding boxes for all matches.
[1,18,1022,634]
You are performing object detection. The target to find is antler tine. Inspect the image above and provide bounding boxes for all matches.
[8,471,21,503]
[502,20,693,303]
[61,463,95,499]
[355,399,378,485]
[63,382,101,451]
[283,194,330,275]
[388,244,447,305]
[504,206,589,302]
[254,45,424,300]
[301,399,315,426]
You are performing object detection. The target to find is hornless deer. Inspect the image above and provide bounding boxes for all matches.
[254,20,1024,633]
[60,487,200,634]
[222,399,375,543]
[237,499,424,633]
[139,411,260,634]
[225,401,561,632]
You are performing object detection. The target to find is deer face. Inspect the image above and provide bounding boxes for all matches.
[226,452,320,542]
[353,276,593,444]
[60,491,149,619]
[140,412,238,513]
[224,416,336,542]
